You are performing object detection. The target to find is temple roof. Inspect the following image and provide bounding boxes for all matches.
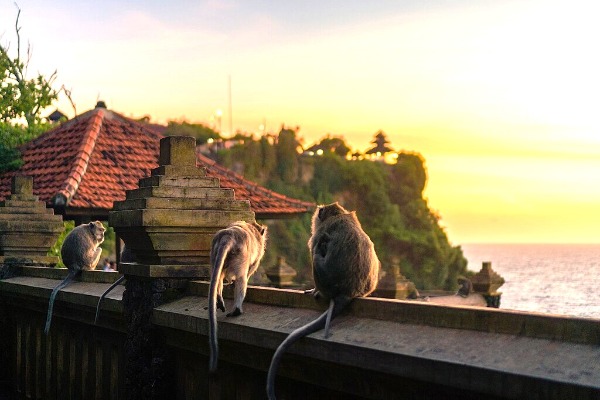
[0,105,314,219]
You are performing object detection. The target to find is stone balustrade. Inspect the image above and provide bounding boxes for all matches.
[0,269,598,399]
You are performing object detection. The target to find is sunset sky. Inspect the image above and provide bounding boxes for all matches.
[2,0,599,244]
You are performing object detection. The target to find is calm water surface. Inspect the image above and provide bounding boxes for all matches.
[461,244,600,319]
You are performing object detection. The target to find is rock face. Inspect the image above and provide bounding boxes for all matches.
[109,136,255,276]
[0,175,64,265]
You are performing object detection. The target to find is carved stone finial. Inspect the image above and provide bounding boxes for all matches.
[372,257,419,299]
[11,175,33,196]
[159,136,197,166]
[471,261,505,295]
[109,136,255,277]
[265,256,298,287]
[0,176,64,266]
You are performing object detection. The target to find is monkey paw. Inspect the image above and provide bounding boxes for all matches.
[217,297,226,312]
[304,288,321,299]
[226,308,242,317]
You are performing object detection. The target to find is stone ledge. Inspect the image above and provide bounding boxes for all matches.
[153,290,600,398]
[120,262,210,278]
[187,281,600,345]
[19,266,122,283]
[0,275,125,320]
[0,275,598,398]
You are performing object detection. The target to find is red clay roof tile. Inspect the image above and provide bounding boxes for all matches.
[0,107,313,219]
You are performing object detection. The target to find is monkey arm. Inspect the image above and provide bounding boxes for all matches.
[89,247,103,270]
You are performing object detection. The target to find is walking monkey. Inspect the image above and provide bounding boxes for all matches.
[208,221,268,373]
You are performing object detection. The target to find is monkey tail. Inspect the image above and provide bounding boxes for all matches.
[266,297,349,400]
[94,275,126,325]
[208,238,233,373]
[44,270,78,335]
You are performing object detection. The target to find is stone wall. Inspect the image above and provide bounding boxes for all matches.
[0,267,598,400]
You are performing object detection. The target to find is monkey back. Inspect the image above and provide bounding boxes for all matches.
[310,212,380,300]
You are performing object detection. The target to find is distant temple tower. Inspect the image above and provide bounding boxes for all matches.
[365,131,396,162]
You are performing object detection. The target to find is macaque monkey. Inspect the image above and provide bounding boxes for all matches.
[266,203,380,399]
[208,221,267,372]
[44,221,106,334]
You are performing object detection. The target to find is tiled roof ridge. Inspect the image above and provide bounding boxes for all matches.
[51,108,105,206]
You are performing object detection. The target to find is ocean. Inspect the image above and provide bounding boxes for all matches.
[461,243,600,319]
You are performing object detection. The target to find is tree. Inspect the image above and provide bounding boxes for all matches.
[163,121,220,144]
[0,6,58,128]
[274,127,300,184]
[1,6,60,173]
[314,136,351,157]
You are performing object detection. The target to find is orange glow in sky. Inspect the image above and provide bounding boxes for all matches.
[2,0,599,244]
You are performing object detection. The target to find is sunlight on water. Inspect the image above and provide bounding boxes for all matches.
[462,244,600,319]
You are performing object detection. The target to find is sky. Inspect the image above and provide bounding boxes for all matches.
[1,0,600,244]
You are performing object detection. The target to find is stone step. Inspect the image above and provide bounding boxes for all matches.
[125,186,235,200]
[0,200,48,209]
[109,209,255,228]
[0,211,62,220]
[112,197,251,211]
[138,175,220,189]
[0,221,65,233]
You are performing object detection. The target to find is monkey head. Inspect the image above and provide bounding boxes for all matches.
[312,202,348,231]
[251,221,268,237]
[89,221,106,244]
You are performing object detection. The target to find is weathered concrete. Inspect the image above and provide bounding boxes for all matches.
[0,176,64,261]
[0,274,599,399]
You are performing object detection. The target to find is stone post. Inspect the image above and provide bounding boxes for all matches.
[0,176,64,278]
[471,261,505,308]
[265,256,298,287]
[109,136,256,399]
[372,257,419,300]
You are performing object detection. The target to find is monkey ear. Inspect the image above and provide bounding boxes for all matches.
[88,222,95,228]
[260,226,267,235]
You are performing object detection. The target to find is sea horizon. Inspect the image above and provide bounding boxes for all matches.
[461,243,600,319]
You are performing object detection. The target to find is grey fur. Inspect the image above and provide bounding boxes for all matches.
[44,221,105,335]
[266,203,380,399]
[208,221,267,373]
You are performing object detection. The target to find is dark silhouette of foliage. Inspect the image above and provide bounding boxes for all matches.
[275,127,300,184]
[163,121,220,144]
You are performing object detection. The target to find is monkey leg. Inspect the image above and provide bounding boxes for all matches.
[216,295,225,312]
[217,274,226,312]
[226,276,247,317]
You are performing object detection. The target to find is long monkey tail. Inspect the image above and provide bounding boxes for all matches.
[44,270,78,335]
[208,238,234,373]
[266,297,350,400]
[94,275,126,324]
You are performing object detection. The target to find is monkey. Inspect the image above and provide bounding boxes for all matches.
[457,277,473,298]
[266,202,380,400]
[44,221,106,335]
[208,221,267,373]
[94,245,135,324]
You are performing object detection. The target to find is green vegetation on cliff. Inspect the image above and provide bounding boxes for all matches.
[214,128,469,291]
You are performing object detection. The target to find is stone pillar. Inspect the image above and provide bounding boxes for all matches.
[471,261,505,308]
[265,256,298,287]
[0,176,64,278]
[372,258,419,300]
[109,136,257,400]
[110,135,255,274]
